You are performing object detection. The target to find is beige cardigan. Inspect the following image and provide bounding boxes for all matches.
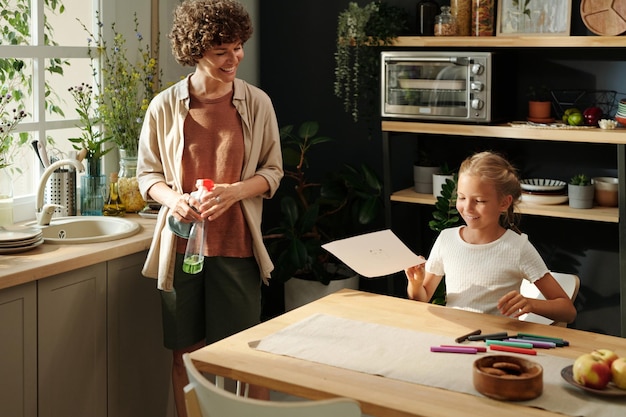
[137,76,283,291]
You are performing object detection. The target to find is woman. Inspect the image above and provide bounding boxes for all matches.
[137,0,283,413]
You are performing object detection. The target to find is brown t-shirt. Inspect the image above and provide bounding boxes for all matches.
[176,89,253,257]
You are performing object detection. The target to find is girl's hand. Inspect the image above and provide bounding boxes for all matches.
[497,290,533,318]
[405,256,426,286]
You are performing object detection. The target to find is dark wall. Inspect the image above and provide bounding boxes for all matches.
[258,1,623,335]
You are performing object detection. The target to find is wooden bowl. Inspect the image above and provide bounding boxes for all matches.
[473,355,543,401]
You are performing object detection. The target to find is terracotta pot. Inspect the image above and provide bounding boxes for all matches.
[528,101,552,119]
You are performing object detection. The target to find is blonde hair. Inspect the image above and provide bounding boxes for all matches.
[458,151,522,232]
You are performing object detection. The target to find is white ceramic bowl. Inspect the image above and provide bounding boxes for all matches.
[520,178,566,192]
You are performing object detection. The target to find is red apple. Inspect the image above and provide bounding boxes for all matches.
[611,357,626,389]
[573,353,612,389]
[591,349,619,367]
[583,106,603,126]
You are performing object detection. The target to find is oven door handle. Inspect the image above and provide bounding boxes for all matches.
[390,57,469,66]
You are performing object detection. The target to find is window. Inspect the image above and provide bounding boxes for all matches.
[0,0,100,222]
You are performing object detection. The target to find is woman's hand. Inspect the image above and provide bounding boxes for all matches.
[497,290,533,318]
[172,193,201,223]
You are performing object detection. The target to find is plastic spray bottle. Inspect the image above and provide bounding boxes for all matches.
[182,179,214,274]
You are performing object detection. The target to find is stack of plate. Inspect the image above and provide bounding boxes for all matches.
[616,99,626,126]
[520,179,568,205]
[0,226,44,254]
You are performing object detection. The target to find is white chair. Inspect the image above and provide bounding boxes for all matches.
[519,272,580,327]
[182,353,362,417]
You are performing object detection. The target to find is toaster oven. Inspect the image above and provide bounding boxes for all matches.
[381,51,507,123]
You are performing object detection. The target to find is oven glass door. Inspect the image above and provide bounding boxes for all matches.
[384,58,469,119]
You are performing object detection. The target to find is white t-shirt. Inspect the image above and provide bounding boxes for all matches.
[426,226,549,316]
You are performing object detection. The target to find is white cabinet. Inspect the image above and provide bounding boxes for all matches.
[0,282,37,417]
[38,263,107,417]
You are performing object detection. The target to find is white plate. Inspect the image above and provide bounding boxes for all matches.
[0,226,43,243]
[520,178,566,192]
[521,192,568,205]
[0,238,44,254]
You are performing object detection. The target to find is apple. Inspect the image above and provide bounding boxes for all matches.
[583,106,603,126]
[591,349,619,367]
[573,353,612,390]
[611,357,626,389]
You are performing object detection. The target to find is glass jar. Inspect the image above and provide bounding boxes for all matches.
[118,148,146,213]
[451,0,471,36]
[434,6,458,36]
[472,0,495,36]
[416,0,439,36]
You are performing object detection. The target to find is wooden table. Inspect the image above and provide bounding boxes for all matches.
[190,289,626,417]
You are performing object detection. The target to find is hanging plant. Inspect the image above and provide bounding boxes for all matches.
[334,1,408,123]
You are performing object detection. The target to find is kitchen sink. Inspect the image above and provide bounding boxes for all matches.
[26,216,141,244]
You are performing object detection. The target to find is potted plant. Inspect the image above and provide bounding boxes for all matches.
[432,163,456,198]
[264,121,383,310]
[568,174,594,209]
[413,149,439,194]
[428,173,460,305]
[334,1,408,123]
[79,12,161,212]
[527,85,553,121]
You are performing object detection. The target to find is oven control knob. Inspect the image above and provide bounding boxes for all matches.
[471,81,484,91]
[471,64,484,75]
[471,98,484,110]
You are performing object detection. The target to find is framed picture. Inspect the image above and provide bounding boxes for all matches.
[497,0,572,36]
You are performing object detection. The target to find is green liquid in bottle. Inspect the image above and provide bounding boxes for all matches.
[182,255,204,274]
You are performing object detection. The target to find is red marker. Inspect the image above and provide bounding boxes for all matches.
[489,344,537,356]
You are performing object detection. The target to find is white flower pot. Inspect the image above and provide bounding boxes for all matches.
[432,173,454,198]
[284,265,359,311]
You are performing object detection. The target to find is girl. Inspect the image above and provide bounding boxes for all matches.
[405,151,576,324]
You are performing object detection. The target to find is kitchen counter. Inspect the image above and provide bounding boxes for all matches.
[0,214,156,291]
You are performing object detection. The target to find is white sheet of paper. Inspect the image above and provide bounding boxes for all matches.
[322,229,425,278]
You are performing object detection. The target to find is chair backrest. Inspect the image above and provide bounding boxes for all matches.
[519,272,580,326]
[182,353,362,417]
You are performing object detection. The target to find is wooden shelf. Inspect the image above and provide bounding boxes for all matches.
[382,121,626,145]
[391,188,618,223]
[392,36,626,48]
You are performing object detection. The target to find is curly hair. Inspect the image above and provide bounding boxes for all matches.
[169,0,253,67]
[459,151,523,233]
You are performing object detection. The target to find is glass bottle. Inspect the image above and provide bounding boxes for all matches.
[451,0,471,36]
[103,172,125,216]
[118,148,146,213]
[434,6,458,36]
[416,0,439,36]
[182,179,214,275]
[472,0,495,36]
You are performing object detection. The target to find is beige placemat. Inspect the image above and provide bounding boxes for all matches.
[254,313,626,417]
